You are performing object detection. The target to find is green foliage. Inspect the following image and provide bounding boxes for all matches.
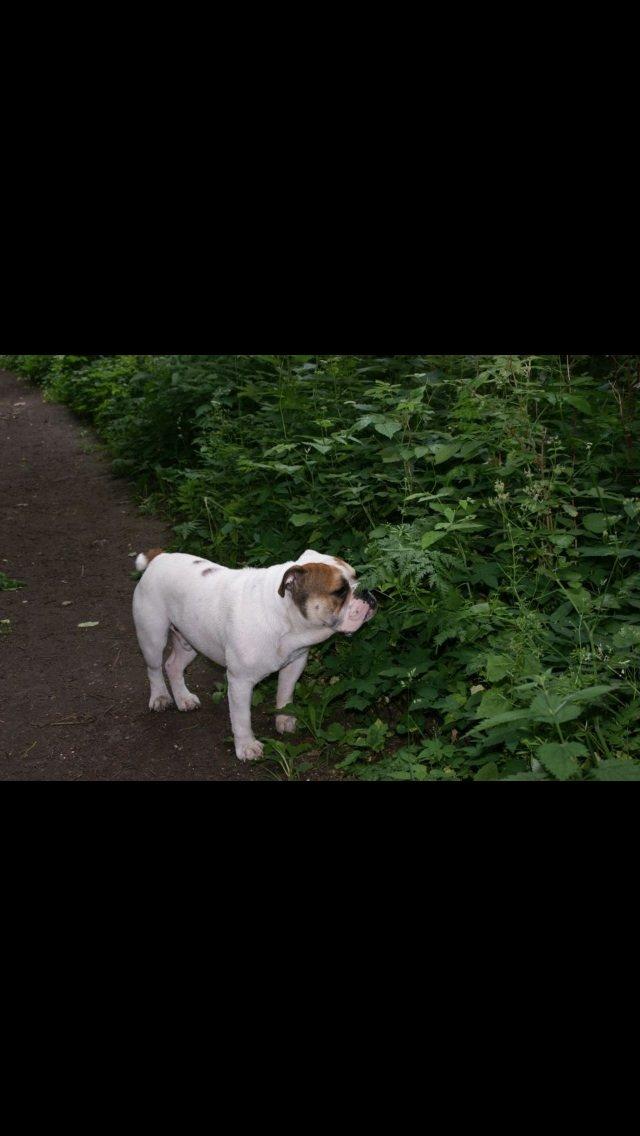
[0,572,26,591]
[0,354,108,385]
[2,351,639,780]
[46,355,141,420]
[0,355,58,383]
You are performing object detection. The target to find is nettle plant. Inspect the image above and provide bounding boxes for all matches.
[341,358,640,779]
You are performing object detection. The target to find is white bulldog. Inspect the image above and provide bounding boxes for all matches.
[132,548,377,761]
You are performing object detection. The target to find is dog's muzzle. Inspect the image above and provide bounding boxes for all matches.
[339,590,378,634]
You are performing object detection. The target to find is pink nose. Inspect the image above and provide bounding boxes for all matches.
[339,598,375,635]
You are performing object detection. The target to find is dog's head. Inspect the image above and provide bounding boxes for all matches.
[278,550,377,633]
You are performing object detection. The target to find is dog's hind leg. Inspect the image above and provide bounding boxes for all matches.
[133,593,173,712]
[165,627,200,712]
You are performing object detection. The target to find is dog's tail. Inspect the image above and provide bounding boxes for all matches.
[135,548,165,573]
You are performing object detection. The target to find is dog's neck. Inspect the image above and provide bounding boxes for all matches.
[277,624,334,662]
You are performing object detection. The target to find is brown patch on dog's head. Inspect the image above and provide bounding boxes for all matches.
[146,548,165,563]
[279,563,351,626]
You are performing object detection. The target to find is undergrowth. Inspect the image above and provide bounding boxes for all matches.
[2,352,639,781]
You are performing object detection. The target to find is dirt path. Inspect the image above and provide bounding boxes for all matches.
[0,369,271,781]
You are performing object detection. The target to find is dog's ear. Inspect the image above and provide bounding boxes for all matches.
[278,566,306,598]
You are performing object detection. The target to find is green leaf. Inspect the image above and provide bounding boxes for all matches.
[409,685,438,711]
[432,442,462,465]
[474,563,502,590]
[579,547,640,558]
[563,394,592,414]
[374,418,403,439]
[322,723,346,743]
[486,654,512,683]
[469,710,532,734]
[536,744,582,780]
[0,572,26,591]
[345,695,371,711]
[366,719,389,750]
[501,772,547,781]
[565,587,592,613]
[582,514,609,534]
[613,626,640,648]
[421,530,446,549]
[474,762,499,781]
[592,760,640,781]
[290,513,321,527]
[541,745,582,781]
[477,690,510,719]
[561,685,616,705]
[530,701,583,726]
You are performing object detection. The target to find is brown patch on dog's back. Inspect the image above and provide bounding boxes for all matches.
[202,567,216,576]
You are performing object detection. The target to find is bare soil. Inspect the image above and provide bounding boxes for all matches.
[0,369,336,781]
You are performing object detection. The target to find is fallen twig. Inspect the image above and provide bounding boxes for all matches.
[38,714,96,727]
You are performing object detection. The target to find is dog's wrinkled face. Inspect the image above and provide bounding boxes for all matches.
[278,555,377,633]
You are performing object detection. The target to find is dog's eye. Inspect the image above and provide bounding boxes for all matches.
[333,584,349,597]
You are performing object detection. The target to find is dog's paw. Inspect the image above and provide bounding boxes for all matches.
[150,695,172,712]
[177,694,201,712]
[236,739,264,762]
[276,714,297,735]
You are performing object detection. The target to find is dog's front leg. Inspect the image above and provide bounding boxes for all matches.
[227,672,263,762]
[276,651,309,735]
